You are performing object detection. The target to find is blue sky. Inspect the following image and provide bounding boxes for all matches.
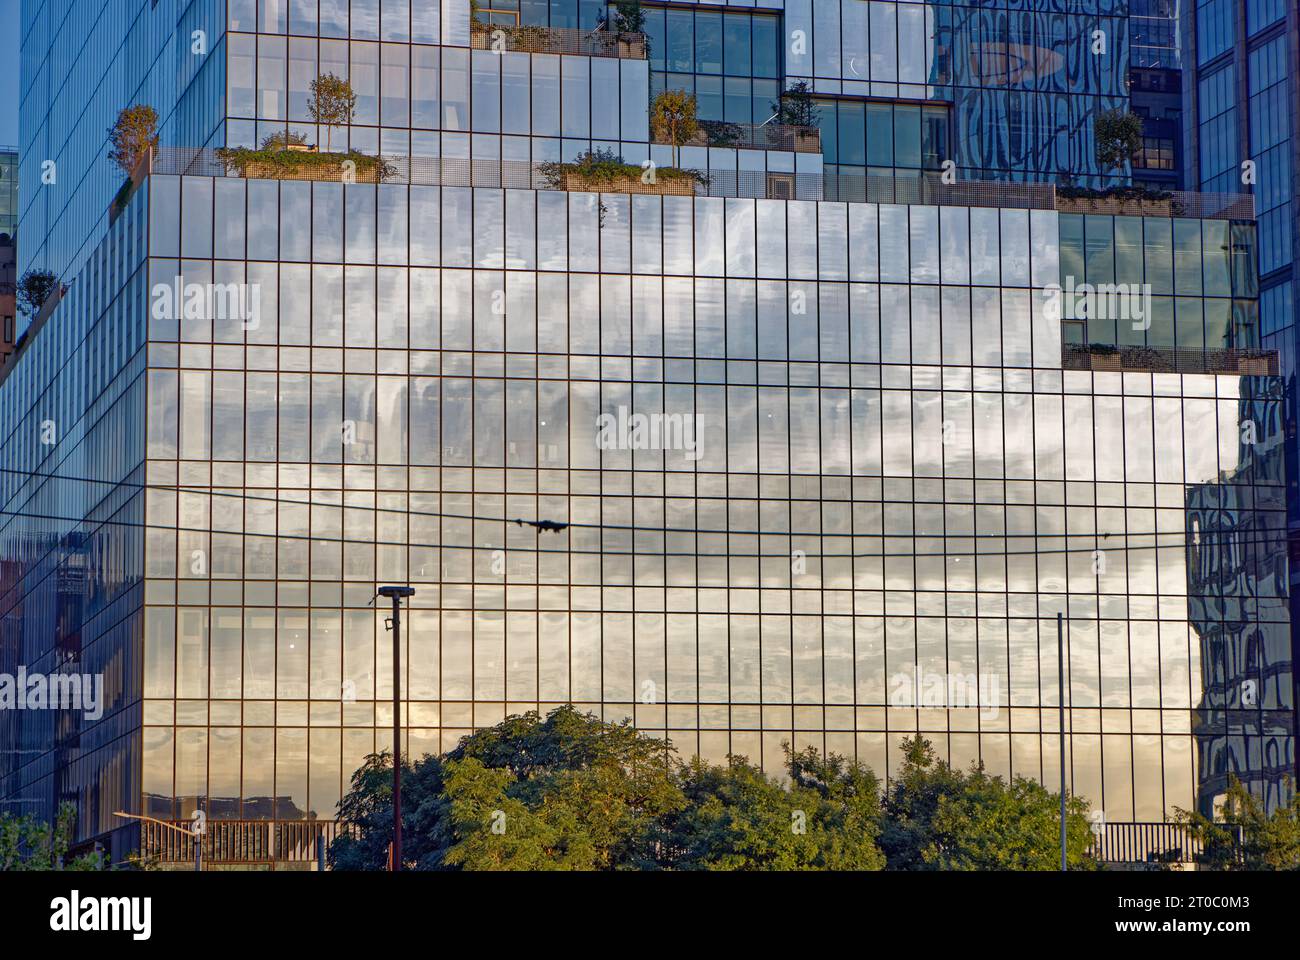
[1,0,18,146]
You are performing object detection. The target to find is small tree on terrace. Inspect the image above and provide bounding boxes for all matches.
[17,269,58,320]
[108,104,159,177]
[1094,108,1143,173]
[309,73,357,153]
[772,80,819,128]
[613,0,647,35]
[651,89,699,169]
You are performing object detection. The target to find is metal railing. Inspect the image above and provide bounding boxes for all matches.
[469,23,646,59]
[1088,821,1242,865]
[1062,342,1278,376]
[146,148,1257,217]
[140,818,354,866]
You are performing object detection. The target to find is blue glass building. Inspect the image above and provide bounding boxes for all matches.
[1183,0,1299,773]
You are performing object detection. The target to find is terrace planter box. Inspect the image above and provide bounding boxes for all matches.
[1236,354,1276,376]
[794,128,822,149]
[616,35,647,58]
[561,172,697,196]
[215,148,393,183]
[1088,352,1123,371]
[1056,197,1179,217]
[235,160,387,182]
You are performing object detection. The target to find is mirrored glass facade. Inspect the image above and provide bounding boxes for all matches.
[1184,0,1300,750]
[3,0,1294,866]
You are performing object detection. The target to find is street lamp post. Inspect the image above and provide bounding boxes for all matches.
[378,585,415,872]
[1057,611,1067,871]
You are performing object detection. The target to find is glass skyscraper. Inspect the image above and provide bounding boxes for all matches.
[2,0,1293,869]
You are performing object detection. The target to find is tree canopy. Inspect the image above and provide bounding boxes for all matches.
[1178,777,1300,871]
[880,736,1094,871]
[330,708,1098,872]
[17,268,58,319]
[650,90,699,167]
[0,803,105,871]
[308,73,357,151]
[108,104,159,177]
[1094,108,1143,172]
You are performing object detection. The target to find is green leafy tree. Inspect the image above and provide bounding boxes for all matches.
[612,0,647,35]
[1178,777,1300,871]
[660,747,885,871]
[439,757,603,870]
[881,737,1094,870]
[0,803,106,871]
[650,90,699,168]
[771,80,819,128]
[17,268,58,319]
[331,707,684,871]
[327,750,449,870]
[440,707,684,870]
[108,104,159,177]
[1094,108,1143,172]
[308,73,357,153]
[926,770,1094,870]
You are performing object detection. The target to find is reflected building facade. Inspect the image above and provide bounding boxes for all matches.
[1,0,1294,867]
[1181,0,1300,767]
[1186,377,1292,816]
[0,148,15,361]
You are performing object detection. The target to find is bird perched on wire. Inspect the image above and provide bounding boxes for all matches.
[514,518,570,534]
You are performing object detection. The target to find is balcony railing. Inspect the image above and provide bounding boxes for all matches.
[469,23,647,59]
[669,120,823,155]
[1062,342,1278,376]
[1088,821,1242,865]
[139,818,354,866]
[1057,189,1254,219]
[146,148,1257,218]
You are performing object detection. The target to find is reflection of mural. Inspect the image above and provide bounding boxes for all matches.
[967,43,1066,86]
[1186,376,1296,817]
[934,6,1129,184]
